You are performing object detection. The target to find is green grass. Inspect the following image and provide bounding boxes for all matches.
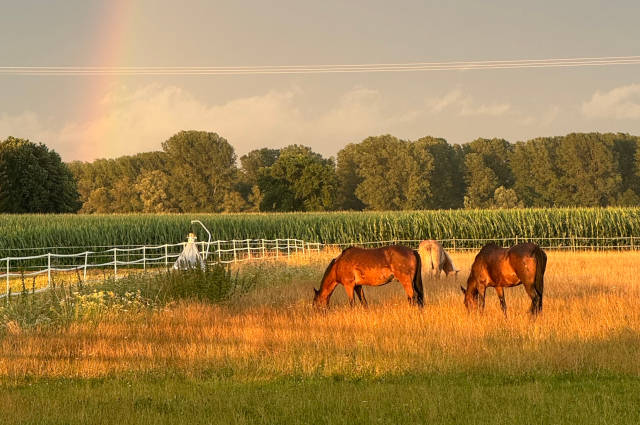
[1,208,640,252]
[2,372,639,425]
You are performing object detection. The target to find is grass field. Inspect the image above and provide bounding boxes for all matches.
[1,250,640,424]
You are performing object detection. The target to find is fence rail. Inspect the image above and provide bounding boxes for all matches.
[2,235,638,300]
[1,238,321,300]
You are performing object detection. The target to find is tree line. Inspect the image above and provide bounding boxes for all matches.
[1,131,639,213]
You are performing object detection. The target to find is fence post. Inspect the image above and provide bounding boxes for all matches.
[287,239,291,257]
[232,240,237,262]
[515,235,519,245]
[453,237,456,253]
[631,236,635,251]
[275,239,279,259]
[142,246,146,272]
[47,253,51,287]
[165,244,169,269]
[113,249,118,279]
[301,240,305,255]
[247,239,251,260]
[84,252,88,282]
[5,258,9,305]
[261,239,266,258]
[217,240,222,263]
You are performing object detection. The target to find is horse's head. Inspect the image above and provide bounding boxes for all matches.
[460,284,479,312]
[312,287,327,309]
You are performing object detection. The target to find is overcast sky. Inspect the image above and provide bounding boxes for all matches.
[1,0,640,161]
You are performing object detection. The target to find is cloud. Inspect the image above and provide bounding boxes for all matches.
[0,84,420,161]
[0,84,519,161]
[519,105,560,127]
[582,84,640,119]
[426,89,511,117]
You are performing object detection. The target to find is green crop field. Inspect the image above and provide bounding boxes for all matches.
[1,208,640,252]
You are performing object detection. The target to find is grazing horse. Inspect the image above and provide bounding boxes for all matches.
[417,239,459,281]
[313,245,424,308]
[461,243,547,316]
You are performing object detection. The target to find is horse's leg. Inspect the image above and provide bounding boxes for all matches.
[396,273,416,305]
[344,282,356,307]
[495,286,507,317]
[354,285,368,308]
[477,284,487,312]
[523,282,541,316]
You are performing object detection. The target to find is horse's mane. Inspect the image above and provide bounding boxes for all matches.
[319,258,337,287]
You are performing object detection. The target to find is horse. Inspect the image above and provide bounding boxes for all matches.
[460,243,547,316]
[313,245,424,308]
[417,239,459,281]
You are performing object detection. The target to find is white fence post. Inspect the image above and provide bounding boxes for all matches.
[247,239,251,260]
[83,252,88,282]
[113,249,117,279]
[287,238,291,257]
[165,244,168,268]
[47,253,51,287]
[261,239,266,258]
[143,246,146,272]
[275,239,279,258]
[231,240,236,262]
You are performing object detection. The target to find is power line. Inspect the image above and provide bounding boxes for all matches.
[1,56,640,75]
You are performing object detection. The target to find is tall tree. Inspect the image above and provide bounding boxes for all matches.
[258,145,338,211]
[414,137,465,209]
[554,133,621,206]
[463,138,514,208]
[335,143,365,210]
[0,137,80,213]
[162,130,237,212]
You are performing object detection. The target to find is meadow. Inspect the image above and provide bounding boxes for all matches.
[1,249,639,424]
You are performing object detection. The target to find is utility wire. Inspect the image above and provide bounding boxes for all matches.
[1,56,640,75]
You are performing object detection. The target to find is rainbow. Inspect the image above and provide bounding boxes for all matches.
[79,0,136,160]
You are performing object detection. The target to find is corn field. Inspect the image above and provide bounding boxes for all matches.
[1,208,639,252]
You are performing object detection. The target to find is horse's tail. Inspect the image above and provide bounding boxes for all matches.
[412,250,424,307]
[533,246,547,310]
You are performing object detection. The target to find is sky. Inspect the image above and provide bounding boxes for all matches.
[1,0,640,162]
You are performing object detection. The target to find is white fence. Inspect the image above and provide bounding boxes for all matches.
[2,235,639,300]
[1,238,321,300]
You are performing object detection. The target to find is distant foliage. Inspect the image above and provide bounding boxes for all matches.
[0,137,80,213]
[3,131,638,213]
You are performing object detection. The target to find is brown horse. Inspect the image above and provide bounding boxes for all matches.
[461,243,547,315]
[313,245,424,308]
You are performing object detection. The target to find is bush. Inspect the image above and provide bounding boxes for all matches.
[0,264,254,332]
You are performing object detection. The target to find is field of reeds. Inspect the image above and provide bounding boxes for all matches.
[2,207,640,251]
[1,249,640,424]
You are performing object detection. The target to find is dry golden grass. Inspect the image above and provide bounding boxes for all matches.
[1,249,639,379]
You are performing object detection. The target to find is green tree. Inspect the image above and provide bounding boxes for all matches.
[238,148,280,210]
[0,137,80,213]
[135,170,174,213]
[335,143,365,210]
[258,145,338,211]
[463,138,514,208]
[492,186,523,208]
[414,137,465,209]
[162,131,237,212]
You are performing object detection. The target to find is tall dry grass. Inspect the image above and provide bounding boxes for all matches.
[1,250,639,379]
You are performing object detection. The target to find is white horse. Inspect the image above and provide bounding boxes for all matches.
[417,240,459,281]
